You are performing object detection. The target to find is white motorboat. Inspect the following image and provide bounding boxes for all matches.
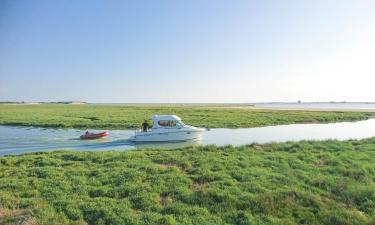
[129,115,206,142]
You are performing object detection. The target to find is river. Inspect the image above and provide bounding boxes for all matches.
[1,119,375,155]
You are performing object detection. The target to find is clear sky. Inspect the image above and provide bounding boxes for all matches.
[1,0,374,103]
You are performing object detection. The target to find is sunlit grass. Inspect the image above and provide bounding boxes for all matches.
[0,104,373,129]
[0,138,374,224]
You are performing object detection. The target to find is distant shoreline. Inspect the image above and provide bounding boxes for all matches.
[0,101,87,105]
[251,102,375,112]
[251,107,375,112]
[1,101,375,112]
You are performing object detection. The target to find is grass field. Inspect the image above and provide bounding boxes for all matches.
[0,104,374,129]
[0,138,375,224]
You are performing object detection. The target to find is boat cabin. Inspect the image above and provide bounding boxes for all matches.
[151,115,185,129]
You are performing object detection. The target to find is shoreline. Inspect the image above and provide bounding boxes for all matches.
[250,106,375,112]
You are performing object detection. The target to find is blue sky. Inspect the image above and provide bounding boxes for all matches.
[1,0,374,103]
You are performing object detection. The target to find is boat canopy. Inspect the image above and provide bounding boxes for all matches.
[151,115,184,128]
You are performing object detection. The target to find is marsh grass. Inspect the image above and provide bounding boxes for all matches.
[0,104,374,129]
[0,138,375,224]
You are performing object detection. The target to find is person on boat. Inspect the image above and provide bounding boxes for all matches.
[142,120,149,132]
[85,131,89,135]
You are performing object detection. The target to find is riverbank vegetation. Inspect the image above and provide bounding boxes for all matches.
[0,138,375,224]
[0,104,374,129]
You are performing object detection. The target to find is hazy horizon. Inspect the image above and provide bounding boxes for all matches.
[1,0,375,103]
[2,101,375,105]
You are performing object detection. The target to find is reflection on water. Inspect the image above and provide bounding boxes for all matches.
[134,139,202,149]
[1,118,375,155]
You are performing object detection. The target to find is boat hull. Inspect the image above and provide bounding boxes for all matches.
[80,131,109,140]
[130,129,204,142]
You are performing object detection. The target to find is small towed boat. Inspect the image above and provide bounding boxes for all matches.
[80,131,109,140]
[129,115,206,142]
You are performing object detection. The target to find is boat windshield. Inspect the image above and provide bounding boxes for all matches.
[158,120,184,127]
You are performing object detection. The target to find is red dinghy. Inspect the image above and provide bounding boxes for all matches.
[80,131,109,140]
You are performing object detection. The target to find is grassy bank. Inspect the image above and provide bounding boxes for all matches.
[1,139,375,224]
[0,104,374,129]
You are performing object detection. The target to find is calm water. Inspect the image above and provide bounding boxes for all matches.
[254,102,375,110]
[1,119,375,155]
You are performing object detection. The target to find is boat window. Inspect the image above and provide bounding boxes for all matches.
[158,120,179,127]
[158,120,167,127]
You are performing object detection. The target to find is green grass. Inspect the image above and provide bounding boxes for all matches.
[0,104,374,129]
[1,139,375,224]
